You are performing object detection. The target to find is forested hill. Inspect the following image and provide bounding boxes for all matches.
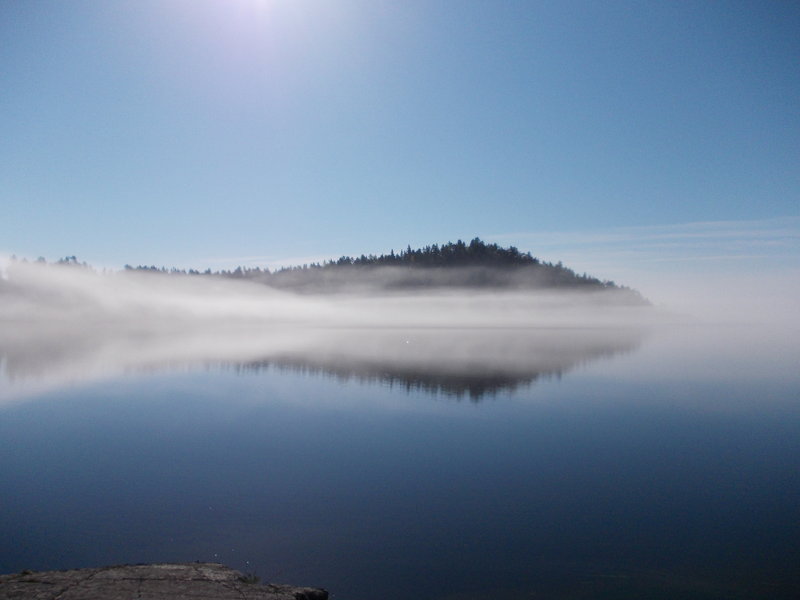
[6,239,646,303]
[125,238,645,302]
[320,238,542,269]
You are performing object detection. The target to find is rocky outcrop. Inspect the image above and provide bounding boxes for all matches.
[0,563,328,600]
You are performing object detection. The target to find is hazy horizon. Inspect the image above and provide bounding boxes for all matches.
[2,256,796,406]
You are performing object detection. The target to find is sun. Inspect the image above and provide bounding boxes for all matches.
[242,0,277,16]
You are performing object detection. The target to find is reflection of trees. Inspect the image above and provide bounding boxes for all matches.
[232,328,645,401]
[0,326,645,401]
[239,359,552,400]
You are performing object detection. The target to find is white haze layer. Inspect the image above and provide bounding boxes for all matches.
[5,259,795,404]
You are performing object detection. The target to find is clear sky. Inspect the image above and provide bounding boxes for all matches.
[1,0,798,301]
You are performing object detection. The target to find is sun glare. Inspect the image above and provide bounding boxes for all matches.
[242,0,277,17]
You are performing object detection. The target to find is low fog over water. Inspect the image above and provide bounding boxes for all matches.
[0,260,652,401]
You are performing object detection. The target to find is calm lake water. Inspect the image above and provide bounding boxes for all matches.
[1,323,799,599]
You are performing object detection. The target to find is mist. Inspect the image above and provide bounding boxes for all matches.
[3,259,799,600]
[0,260,654,401]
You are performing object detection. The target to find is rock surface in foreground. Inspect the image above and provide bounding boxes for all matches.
[0,563,328,600]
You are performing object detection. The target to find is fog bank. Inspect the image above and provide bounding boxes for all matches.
[0,261,656,401]
[0,260,655,329]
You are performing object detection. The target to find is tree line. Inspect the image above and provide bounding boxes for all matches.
[6,238,643,298]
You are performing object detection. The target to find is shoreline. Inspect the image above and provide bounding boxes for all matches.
[0,562,328,600]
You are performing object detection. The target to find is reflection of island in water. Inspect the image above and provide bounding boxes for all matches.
[226,327,646,400]
[0,325,645,401]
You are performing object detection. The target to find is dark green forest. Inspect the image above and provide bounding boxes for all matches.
[8,238,647,302]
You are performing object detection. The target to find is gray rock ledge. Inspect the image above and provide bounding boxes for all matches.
[0,562,328,600]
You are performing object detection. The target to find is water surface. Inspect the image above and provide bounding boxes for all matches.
[1,323,798,599]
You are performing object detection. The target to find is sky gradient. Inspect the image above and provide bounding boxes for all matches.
[2,0,798,303]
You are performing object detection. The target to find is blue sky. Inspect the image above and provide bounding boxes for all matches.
[1,0,798,298]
